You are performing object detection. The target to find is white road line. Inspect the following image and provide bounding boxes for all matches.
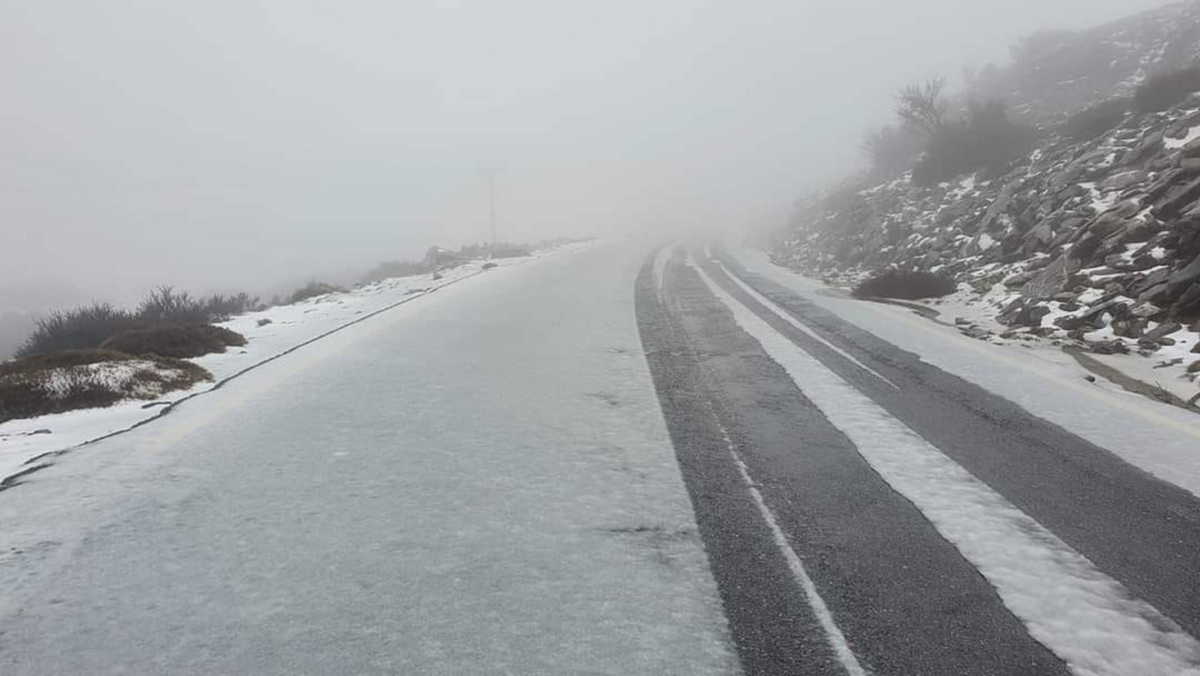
[693,260,1200,676]
[710,259,901,391]
[711,388,868,676]
[665,249,866,674]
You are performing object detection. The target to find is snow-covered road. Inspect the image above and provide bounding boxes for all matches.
[0,241,736,674]
[4,238,1200,674]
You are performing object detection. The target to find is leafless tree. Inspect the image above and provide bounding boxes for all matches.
[897,77,948,137]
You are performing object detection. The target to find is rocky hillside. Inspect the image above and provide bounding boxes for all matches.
[980,1,1200,125]
[773,1,1200,400]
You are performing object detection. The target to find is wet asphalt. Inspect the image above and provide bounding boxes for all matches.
[638,245,1200,674]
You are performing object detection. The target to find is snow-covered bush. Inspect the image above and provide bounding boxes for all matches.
[0,349,210,422]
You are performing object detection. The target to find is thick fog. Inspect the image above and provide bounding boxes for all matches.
[1,0,1170,318]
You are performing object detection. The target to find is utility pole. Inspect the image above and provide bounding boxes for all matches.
[488,170,497,255]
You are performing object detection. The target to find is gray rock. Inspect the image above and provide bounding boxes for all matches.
[1131,302,1164,318]
[1138,282,1170,304]
[1080,298,1129,323]
[1153,176,1200,219]
[1023,304,1052,327]
[1021,256,1069,299]
[1004,270,1036,287]
[1145,321,1183,341]
[1132,267,1171,295]
[1094,339,1132,354]
[1168,252,1200,289]
[1173,282,1200,313]
[1114,317,1148,338]
[1101,171,1148,192]
[1125,132,1164,166]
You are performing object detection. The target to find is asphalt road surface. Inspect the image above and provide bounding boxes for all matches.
[3,240,1200,675]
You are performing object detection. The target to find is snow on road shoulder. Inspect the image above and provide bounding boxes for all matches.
[0,246,586,484]
[694,258,1200,676]
[732,247,1200,499]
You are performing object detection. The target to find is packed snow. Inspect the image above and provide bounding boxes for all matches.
[36,360,189,400]
[0,246,587,485]
[0,239,737,674]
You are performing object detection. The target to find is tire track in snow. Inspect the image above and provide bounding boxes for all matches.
[692,257,1200,676]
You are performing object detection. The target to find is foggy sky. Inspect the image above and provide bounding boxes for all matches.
[1,0,1172,312]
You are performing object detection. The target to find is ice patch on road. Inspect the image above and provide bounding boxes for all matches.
[694,260,1200,676]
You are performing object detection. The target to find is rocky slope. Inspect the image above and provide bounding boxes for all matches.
[980,0,1200,125]
[773,1,1200,404]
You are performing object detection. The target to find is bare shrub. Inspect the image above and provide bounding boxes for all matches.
[1135,65,1200,113]
[897,77,950,137]
[853,270,957,300]
[1061,98,1129,140]
[16,304,140,358]
[912,99,1036,186]
[199,292,260,320]
[100,324,246,359]
[288,282,346,304]
[17,285,260,359]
